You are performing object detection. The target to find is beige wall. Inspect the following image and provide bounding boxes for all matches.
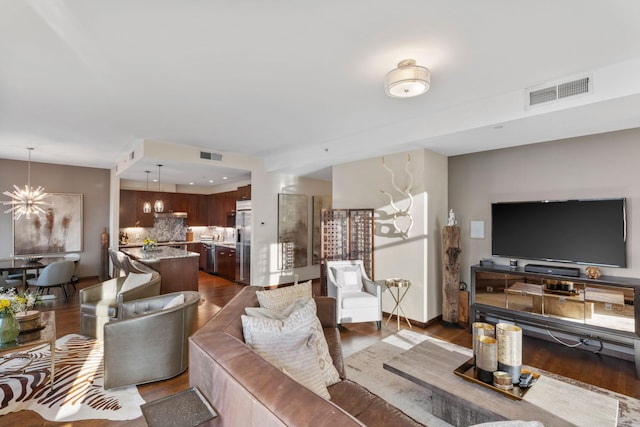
[0,160,111,278]
[449,127,640,285]
[333,148,448,323]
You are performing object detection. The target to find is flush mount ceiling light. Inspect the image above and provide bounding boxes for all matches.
[143,171,152,213]
[384,59,431,98]
[3,147,51,220]
[154,164,164,213]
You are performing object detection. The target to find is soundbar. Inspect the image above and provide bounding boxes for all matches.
[524,264,580,277]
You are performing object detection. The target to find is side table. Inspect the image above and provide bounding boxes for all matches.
[384,278,412,330]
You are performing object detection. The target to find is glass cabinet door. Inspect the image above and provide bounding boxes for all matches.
[584,283,635,332]
[475,271,525,310]
[541,280,585,324]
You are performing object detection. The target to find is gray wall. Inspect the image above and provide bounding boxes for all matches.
[449,127,640,284]
[0,159,110,277]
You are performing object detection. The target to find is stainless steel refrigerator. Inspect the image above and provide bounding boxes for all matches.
[235,200,251,285]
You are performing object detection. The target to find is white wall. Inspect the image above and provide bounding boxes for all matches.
[333,148,448,323]
[250,164,332,286]
[449,127,640,284]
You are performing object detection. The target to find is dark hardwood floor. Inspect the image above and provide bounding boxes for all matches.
[9,271,640,426]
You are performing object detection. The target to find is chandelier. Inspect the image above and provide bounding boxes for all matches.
[3,147,51,220]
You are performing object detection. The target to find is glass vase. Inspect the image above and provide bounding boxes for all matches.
[0,313,19,345]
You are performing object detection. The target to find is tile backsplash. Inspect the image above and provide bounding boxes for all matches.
[121,219,235,244]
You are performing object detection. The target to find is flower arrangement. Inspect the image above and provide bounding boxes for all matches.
[143,237,158,251]
[0,287,39,317]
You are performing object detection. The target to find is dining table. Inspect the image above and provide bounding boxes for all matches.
[0,257,66,290]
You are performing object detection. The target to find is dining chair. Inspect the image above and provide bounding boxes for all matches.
[26,260,76,301]
[64,253,81,292]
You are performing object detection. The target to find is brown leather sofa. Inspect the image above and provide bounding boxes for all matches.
[104,290,200,389]
[189,286,422,427]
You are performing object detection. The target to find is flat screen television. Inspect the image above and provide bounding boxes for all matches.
[491,198,627,267]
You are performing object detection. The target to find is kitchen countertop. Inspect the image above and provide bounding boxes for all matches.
[119,240,202,248]
[121,246,200,262]
[213,242,236,249]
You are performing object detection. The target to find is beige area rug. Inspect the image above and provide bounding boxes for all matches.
[0,334,144,422]
[345,329,640,427]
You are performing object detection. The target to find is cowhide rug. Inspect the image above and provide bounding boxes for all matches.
[0,334,144,422]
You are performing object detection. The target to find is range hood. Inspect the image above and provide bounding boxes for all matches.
[153,212,188,219]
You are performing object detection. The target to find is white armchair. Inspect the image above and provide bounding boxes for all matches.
[326,260,382,329]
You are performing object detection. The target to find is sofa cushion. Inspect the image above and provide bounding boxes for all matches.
[245,297,341,387]
[241,298,330,399]
[342,292,378,309]
[332,267,362,292]
[256,280,312,312]
[118,272,152,295]
[329,379,423,426]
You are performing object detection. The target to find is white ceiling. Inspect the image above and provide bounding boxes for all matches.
[1,1,640,186]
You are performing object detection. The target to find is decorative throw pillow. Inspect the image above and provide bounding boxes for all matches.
[256,280,312,312]
[163,293,185,309]
[332,266,362,292]
[247,296,341,387]
[118,272,152,294]
[242,298,330,399]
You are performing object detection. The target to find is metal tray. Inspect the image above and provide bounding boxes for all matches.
[453,358,539,400]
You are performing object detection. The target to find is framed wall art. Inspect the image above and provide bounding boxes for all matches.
[13,193,83,255]
[312,195,331,265]
[278,193,308,270]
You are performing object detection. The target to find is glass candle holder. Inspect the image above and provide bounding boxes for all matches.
[496,323,522,384]
[475,335,497,383]
[472,322,495,362]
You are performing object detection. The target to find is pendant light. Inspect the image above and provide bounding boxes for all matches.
[154,164,164,213]
[2,147,51,220]
[142,170,152,213]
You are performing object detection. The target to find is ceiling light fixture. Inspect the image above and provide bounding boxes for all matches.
[3,147,51,220]
[143,171,152,213]
[384,59,430,98]
[154,164,164,213]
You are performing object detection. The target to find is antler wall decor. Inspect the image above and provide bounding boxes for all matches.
[380,154,414,239]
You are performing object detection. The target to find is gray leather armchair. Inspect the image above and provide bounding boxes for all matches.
[79,269,161,339]
[103,290,200,389]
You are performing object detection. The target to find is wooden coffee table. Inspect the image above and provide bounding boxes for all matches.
[383,339,618,426]
[0,311,56,388]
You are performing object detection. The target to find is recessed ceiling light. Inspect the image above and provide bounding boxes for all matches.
[222,177,228,180]
[209,179,214,183]
[189,182,194,185]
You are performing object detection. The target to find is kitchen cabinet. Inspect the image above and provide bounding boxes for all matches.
[172,193,208,226]
[120,190,210,227]
[236,185,251,201]
[119,189,158,227]
[119,190,138,227]
[215,245,236,281]
[209,190,238,227]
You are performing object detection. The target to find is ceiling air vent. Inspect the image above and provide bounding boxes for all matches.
[200,151,223,161]
[527,76,591,107]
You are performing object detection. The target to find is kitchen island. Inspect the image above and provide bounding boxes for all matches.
[121,246,200,294]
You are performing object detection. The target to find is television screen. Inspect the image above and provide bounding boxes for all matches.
[491,198,626,267]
